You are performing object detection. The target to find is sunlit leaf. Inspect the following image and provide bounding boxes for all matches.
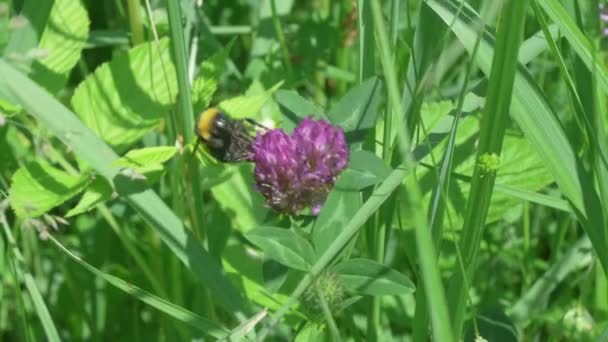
[192,42,233,114]
[328,76,382,135]
[336,150,392,191]
[331,258,415,296]
[218,81,283,119]
[313,183,361,255]
[71,38,177,149]
[9,160,88,218]
[210,164,268,233]
[112,146,177,170]
[31,0,89,92]
[294,322,327,342]
[65,177,113,217]
[246,226,317,271]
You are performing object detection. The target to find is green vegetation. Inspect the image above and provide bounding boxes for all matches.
[0,0,607,340]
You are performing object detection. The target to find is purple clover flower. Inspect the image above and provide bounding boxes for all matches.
[293,118,349,214]
[251,129,303,214]
[250,117,349,215]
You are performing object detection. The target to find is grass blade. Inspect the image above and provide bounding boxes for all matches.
[509,237,592,325]
[47,235,229,339]
[536,0,608,95]
[357,0,375,81]
[165,0,207,270]
[0,59,245,313]
[2,221,60,342]
[430,0,529,337]
[426,0,608,272]
[371,0,454,340]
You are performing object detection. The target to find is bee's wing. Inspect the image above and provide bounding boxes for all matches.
[223,120,255,162]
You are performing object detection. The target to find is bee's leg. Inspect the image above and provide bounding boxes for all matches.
[191,137,202,157]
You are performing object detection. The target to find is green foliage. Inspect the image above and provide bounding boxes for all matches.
[47,234,229,339]
[210,164,268,232]
[274,89,326,132]
[0,97,21,116]
[246,226,316,271]
[295,322,327,341]
[312,172,362,255]
[218,81,283,119]
[331,258,415,296]
[71,38,177,149]
[111,146,177,183]
[327,76,383,135]
[337,150,392,190]
[301,271,345,315]
[1,0,607,341]
[31,0,89,92]
[191,43,232,114]
[9,160,88,218]
[415,105,555,227]
[112,146,177,169]
[65,177,113,217]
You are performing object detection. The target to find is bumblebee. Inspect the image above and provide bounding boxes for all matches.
[194,108,262,162]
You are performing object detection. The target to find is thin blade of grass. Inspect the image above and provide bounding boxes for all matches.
[414,14,484,341]
[435,0,529,337]
[165,0,207,271]
[371,0,454,339]
[369,0,402,337]
[568,1,608,229]
[509,237,592,325]
[1,221,60,342]
[536,0,608,95]
[270,0,294,85]
[400,2,448,137]
[46,234,229,339]
[357,0,375,82]
[426,0,583,213]
[426,0,608,272]
[532,0,608,182]
[493,184,572,213]
[220,309,267,341]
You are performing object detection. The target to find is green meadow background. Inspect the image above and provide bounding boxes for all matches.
[0,0,607,340]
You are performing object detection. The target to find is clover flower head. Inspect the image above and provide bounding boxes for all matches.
[251,129,303,214]
[250,117,349,215]
[293,117,348,214]
[302,271,345,316]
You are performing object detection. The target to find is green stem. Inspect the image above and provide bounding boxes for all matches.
[523,201,530,253]
[370,0,401,337]
[209,25,252,35]
[2,219,58,341]
[2,222,35,342]
[357,0,375,81]
[370,0,454,340]
[359,0,379,335]
[166,0,206,238]
[358,0,376,202]
[97,205,168,298]
[126,0,145,45]
[446,0,529,337]
[45,144,169,300]
[413,14,484,342]
[270,0,294,85]
[316,287,341,342]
